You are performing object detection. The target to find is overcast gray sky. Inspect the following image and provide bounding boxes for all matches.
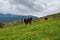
[0,0,60,17]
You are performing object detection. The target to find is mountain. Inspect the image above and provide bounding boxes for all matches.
[0,13,38,23]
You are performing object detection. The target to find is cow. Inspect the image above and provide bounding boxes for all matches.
[24,18,32,25]
[45,17,48,20]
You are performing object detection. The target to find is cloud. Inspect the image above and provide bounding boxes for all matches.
[45,0,60,15]
[0,0,60,17]
[9,0,47,17]
[10,0,46,12]
[0,0,10,13]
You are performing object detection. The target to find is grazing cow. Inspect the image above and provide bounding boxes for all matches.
[24,18,32,25]
[45,17,48,20]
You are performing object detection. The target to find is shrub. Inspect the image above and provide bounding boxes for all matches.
[0,22,5,28]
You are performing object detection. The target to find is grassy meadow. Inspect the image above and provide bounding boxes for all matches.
[0,13,60,40]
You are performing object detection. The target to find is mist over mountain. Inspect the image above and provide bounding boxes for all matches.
[0,13,38,23]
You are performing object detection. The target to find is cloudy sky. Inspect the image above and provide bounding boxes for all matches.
[0,0,60,17]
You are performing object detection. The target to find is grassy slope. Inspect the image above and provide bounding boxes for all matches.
[0,13,60,40]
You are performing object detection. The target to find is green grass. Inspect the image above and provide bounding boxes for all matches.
[0,14,60,40]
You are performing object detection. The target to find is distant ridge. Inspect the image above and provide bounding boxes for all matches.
[0,13,38,23]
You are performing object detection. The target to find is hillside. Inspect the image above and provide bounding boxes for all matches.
[0,13,60,40]
[33,13,60,23]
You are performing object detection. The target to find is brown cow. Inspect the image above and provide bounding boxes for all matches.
[24,18,32,25]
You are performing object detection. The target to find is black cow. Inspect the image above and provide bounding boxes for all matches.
[24,18,32,25]
[45,17,48,20]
